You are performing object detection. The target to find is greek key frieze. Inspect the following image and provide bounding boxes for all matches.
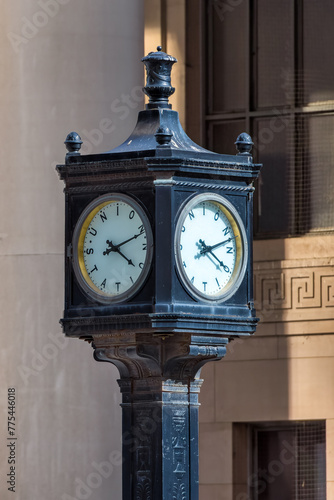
[254,260,334,322]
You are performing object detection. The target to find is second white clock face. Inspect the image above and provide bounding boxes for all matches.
[73,194,153,302]
[175,193,247,301]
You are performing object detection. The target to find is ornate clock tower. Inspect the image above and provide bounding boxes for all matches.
[57,47,261,500]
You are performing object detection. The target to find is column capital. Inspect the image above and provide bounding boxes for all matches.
[93,332,228,381]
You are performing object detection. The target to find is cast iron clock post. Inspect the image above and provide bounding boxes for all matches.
[57,47,261,500]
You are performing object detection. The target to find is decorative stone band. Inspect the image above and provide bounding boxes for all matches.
[254,257,334,323]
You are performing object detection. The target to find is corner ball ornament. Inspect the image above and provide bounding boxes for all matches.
[64,131,82,155]
[235,132,254,156]
[56,47,262,500]
[155,125,173,147]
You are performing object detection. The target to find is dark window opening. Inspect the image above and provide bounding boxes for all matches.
[232,421,326,500]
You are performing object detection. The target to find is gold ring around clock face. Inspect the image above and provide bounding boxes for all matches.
[72,193,153,303]
[174,193,248,302]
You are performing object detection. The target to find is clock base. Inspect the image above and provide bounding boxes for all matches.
[93,332,228,500]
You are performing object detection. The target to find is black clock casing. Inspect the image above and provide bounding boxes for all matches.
[57,106,261,341]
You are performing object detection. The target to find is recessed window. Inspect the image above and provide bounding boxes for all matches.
[232,421,326,500]
[253,422,326,500]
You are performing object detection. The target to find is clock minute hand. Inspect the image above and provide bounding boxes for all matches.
[103,232,141,253]
[200,235,238,254]
[113,231,143,250]
[211,234,238,251]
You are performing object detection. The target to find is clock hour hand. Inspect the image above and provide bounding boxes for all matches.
[116,248,135,266]
[199,235,238,254]
[208,251,230,273]
[198,239,230,273]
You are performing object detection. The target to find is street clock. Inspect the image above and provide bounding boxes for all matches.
[57,47,262,500]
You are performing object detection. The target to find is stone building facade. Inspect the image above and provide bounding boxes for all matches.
[0,1,333,499]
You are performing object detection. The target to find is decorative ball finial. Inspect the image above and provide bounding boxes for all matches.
[64,132,82,155]
[142,47,177,109]
[235,132,254,156]
[155,125,173,147]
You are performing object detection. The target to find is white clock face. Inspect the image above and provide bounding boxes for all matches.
[174,193,247,302]
[73,194,153,302]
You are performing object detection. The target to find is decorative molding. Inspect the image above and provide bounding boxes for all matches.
[171,409,187,499]
[93,334,228,381]
[57,158,147,174]
[254,258,334,322]
[154,178,254,192]
[136,476,152,500]
[172,482,187,500]
[66,180,154,194]
[62,312,257,328]
[172,410,187,477]
[58,155,261,178]
[136,443,152,500]
[147,156,261,173]
[64,173,254,194]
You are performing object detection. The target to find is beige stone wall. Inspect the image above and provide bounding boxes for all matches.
[0,2,144,499]
[144,0,185,127]
[199,234,334,498]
